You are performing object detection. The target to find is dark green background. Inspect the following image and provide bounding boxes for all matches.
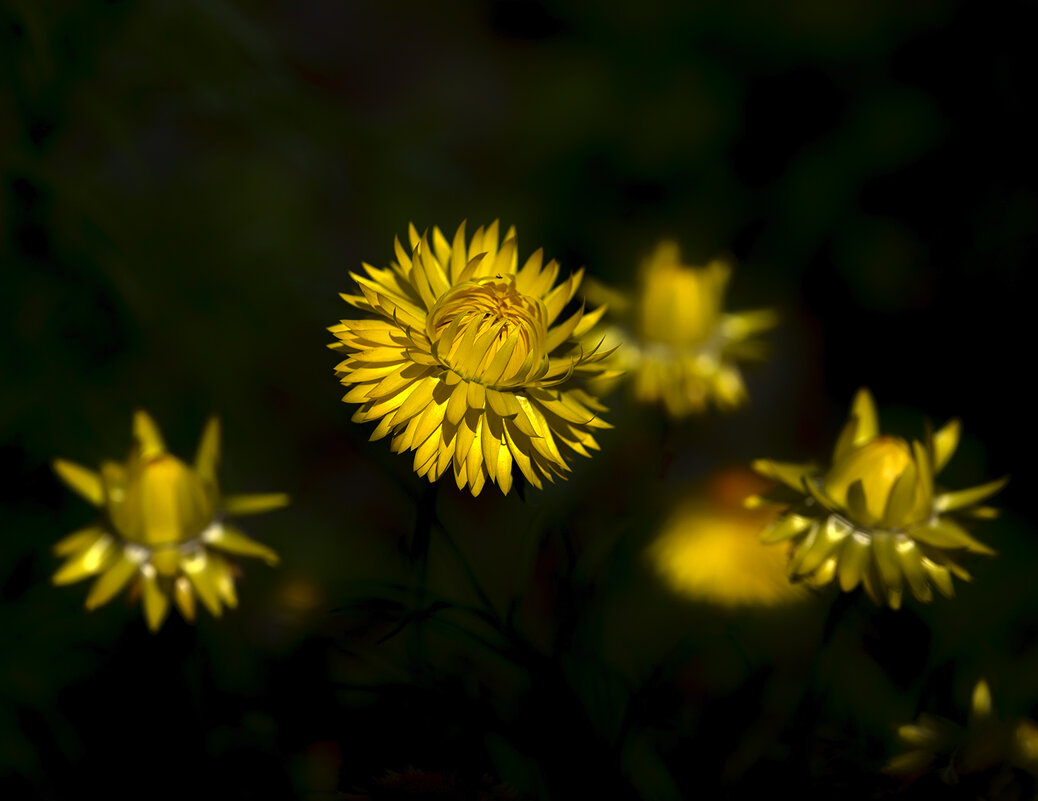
[3,1,1037,799]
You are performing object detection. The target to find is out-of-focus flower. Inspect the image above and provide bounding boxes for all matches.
[648,469,810,608]
[886,679,1038,794]
[52,411,288,631]
[328,221,617,495]
[584,240,776,416]
[749,389,1006,608]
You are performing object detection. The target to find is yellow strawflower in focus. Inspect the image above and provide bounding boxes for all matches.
[586,240,776,416]
[649,469,810,608]
[328,221,617,496]
[886,679,1038,793]
[52,411,288,631]
[749,389,1006,609]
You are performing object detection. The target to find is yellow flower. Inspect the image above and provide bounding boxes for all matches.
[586,240,776,417]
[886,679,1038,791]
[52,411,288,631]
[750,389,1007,609]
[649,469,810,608]
[328,221,616,496]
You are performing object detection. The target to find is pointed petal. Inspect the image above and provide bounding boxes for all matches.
[141,568,170,631]
[223,493,290,516]
[194,416,221,484]
[971,679,994,723]
[53,534,115,585]
[895,537,933,603]
[182,550,223,617]
[173,576,197,622]
[837,531,871,592]
[203,524,279,565]
[751,459,817,492]
[832,389,878,463]
[932,419,961,474]
[934,477,1009,513]
[911,518,996,555]
[52,459,105,506]
[134,410,167,458]
[53,526,107,557]
[792,517,851,577]
[759,513,813,544]
[883,460,919,528]
[85,553,138,609]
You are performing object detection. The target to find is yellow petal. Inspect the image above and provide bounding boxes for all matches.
[792,517,850,578]
[182,550,223,617]
[759,514,813,544]
[895,537,933,603]
[871,533,904,601]
[837,531,871,592]
[832,389,878,464]
[141,567,170,631]
[971,679,994,722]
[223,493,290,516]
[934,477,1008,514]
[750,459,817,491]
[173,576,196,622]
[932,418,961,473]
[203,524,279,565]
[85,553,139,609]
[53,534,115,585]
[208,553,238,608]
[911,518,995,556]
[133,410,167,458]
[53,526,107,557]
[194,416,221,484]
[52,459,104,506]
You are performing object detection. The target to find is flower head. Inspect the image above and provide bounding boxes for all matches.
[886,679,1038,793]
[52,411,288,631]
[586,240,776,417]
[649,469,810,608]
[328,221,616,495]
[749,389,1007,608]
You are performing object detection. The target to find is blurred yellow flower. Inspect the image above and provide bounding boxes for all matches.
[886,679,1038,790]
[52,411,288,631]
[586,241,776,416]
[649,470,810,607]
[328,221,617,496]
[750,389,1006,609]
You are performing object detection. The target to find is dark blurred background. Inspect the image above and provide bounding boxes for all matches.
[3,1,1038,799]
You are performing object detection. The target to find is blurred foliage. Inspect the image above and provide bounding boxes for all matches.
[3,1,1038,799]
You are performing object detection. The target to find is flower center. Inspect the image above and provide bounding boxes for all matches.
[824,436,929,527]
[427,276,549,385]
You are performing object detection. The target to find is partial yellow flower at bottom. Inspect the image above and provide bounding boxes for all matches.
[649,469,810,608]
[886,679,1038,791]
[585,241,776,417]
[52,411,288,631]
[750,389,1007,609]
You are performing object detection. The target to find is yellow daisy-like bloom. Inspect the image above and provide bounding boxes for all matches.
[52,411,288,631]
[586,240,776,417]
[328,221,616,495]
[749,389,1007,609]
[886,679,1038,788]
[649,469,810,608]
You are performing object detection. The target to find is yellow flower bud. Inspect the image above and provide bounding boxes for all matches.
[119,454,213,548]
[51,412,286,631]
[751,389,1004,609]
